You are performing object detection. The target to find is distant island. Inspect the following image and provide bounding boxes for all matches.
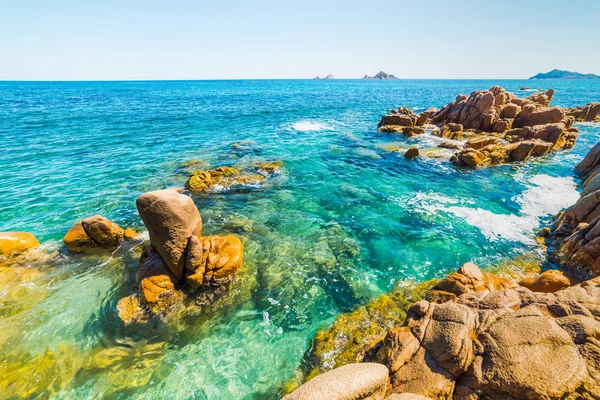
[529,69,600,80]
[314,74,334,80]
[362,71,398,80]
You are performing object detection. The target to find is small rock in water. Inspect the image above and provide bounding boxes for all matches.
[404,147,420,159]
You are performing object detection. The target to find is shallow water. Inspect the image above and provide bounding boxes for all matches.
[1,79,599,398]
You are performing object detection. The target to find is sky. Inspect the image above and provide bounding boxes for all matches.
[1,0,599,80]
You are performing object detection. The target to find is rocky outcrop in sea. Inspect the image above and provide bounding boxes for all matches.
[116,189,244,324]
[378,86,588,168]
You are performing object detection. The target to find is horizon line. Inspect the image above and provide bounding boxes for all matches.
[0,77,548,83]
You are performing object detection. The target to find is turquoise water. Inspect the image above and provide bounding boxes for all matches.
[0,79,599,398]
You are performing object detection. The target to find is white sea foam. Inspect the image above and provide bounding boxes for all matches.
[290,121,332,132]
[403,174,579,244]
[446,174,578,243]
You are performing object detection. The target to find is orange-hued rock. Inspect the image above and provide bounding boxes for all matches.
[81,215,125,247]
[63,215,127,252]
[433,123,463,140]
[124,228,137,240]
[518,270,571,293]
[63,221,95,252]
[116,294,147,324]
[0,232,40,257]
[193,235,243,288]
[136,246,181,313]
[383,86,580,170]
[464,136,500,150]
[427,262,516,301]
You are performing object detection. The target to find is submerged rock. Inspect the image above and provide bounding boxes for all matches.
[0,232,40,259]
[63,215,135,253]
[185,162,277,192]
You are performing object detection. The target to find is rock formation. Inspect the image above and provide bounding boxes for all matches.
[546,141,600,277]
[377,86,588,168]
[288,140,600,399]
[363,71,399,80]
[117,189,243,324]
[288,263,600,399]
[567,102,600,122]
[373,279,600,398]
[0,232,40,260]
[63,215,137,253]
[185,162,282,192]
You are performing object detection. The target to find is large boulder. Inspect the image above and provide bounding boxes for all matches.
[557,216,600,277]
[136,189,202,279]
[513,106,564,128]
[0,232,40,258]
[63,215,133,253]
[283,363,389,400]
[374,278,600,399]
[577,142,600,179]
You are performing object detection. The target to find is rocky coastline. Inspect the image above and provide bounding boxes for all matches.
[283,139,600,399]
[1,86,600,399]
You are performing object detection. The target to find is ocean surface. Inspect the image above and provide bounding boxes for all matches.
[0,79,599,398]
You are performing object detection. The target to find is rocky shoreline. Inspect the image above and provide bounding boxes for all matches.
[283,139,600,399]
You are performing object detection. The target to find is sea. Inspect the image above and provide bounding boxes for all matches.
[0,79,599,398]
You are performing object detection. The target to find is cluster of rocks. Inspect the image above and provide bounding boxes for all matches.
[548,141,600,277]
[567,102,600,122]
[116,189,243,323]
[378,87,585,168]
[287,262,598,399]
[186,161,282,192]
[63,215,137,253]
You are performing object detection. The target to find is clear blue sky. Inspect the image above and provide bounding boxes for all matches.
[2,0,599,80]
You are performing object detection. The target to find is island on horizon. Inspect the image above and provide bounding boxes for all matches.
[362,71,398,80]
[314,74,334,80]
[530,69,600,80]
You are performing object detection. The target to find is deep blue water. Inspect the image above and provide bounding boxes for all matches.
[0,79,599,398]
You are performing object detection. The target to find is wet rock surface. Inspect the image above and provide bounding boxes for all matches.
[185,161,282,192]
[377,86,593,169]
[0,232,40,259]
[63,215,136,253]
